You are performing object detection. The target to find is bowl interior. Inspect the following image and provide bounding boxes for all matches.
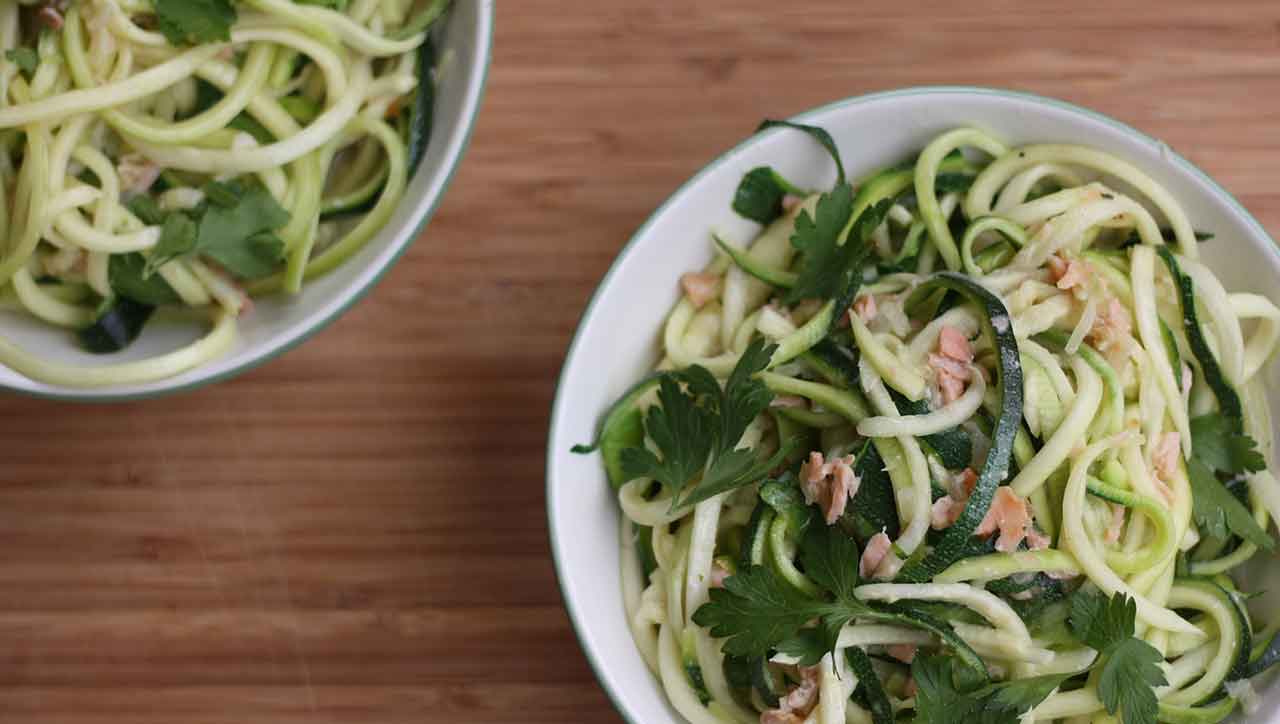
[547,87,1280,724]
[0,1,494,401]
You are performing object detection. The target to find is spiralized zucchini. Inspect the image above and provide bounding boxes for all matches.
[0,0,447,386]
[590,125,1280,724]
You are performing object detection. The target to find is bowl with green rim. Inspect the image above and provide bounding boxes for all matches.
[546,87,1280,724]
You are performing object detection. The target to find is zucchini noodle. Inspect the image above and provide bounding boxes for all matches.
[0,0,450,386]
[582,125,1280,724]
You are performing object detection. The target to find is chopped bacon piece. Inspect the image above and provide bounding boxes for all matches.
[975,487,1035,553]
[680,272,719,309]
[800,451,860,525]
[904,677,918,698]
[852,294,878,323]
[860,531,893,580]
[887,644,918,664]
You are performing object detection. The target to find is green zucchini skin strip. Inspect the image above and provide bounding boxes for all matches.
[571,373,661,489]
[740,501,776,569]
[1157,247,1243,426]
[1035,331,1123,436]
[406,35,437,174]
[890,389,973,470]
[1157,698,1237,724]
[769,301,836,368]
[1085,476,1177,574]
[758,371,870,423]
[959,215,1027,276]
[896,272,1023,582]
[714,234,798,288]
[845,647,894,724]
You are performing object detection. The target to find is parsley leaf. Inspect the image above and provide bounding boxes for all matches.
[733,167,807,224]
[1068,589,1167,724]
[154,0,237,46]
[693,515,874,661]
[912,655,1065,724]
[694,564,827,659]
[1187,413,1274,550]
[143,181,289,279]
[194,183,289,278]
[1187,458,1275,550]
[1069,587,1138,650]
[1191,414,1265,474]
[784,185,884,305]
[109,253,182,306]
[756,120,846,185]
[620,339,795,510]
[145,212,198,277]
[5,48,37,76]
[1098,640,1165,724]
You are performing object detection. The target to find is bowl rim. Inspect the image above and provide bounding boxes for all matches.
[8,1,496,404]
[545,84,1280,724]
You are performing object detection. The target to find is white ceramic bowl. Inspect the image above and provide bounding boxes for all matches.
[547,87,1280,723]
[0,1,494,402]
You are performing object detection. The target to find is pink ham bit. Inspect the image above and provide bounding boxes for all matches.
[1048,253,1090,292]
[938,326,973,363]
[800,451,860,525]
[904,677,919,698]
[952,467,979,499]
[680,272,719,309]
[887,644,918,664]
[852,294,878,323]
[931,496,961,530]
[860,531,893,580]
[709,560,731,589]
[769,395,808,409]
[930,326,975,405]
[762,666,820,724]
[1104,503,1127,545]
[1090,299,1132,353]
[36,5,64,31]
[781,194,805,213]
[1026,527,1052,551]
[117,154,163,195]
[1152,431,1181,483]
[975,487,1035,553]
[932,468,978,530]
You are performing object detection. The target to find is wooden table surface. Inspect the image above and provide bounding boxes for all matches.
[3,2,1280,722]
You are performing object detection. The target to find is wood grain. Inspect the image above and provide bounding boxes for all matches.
[3,1,1280,721]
